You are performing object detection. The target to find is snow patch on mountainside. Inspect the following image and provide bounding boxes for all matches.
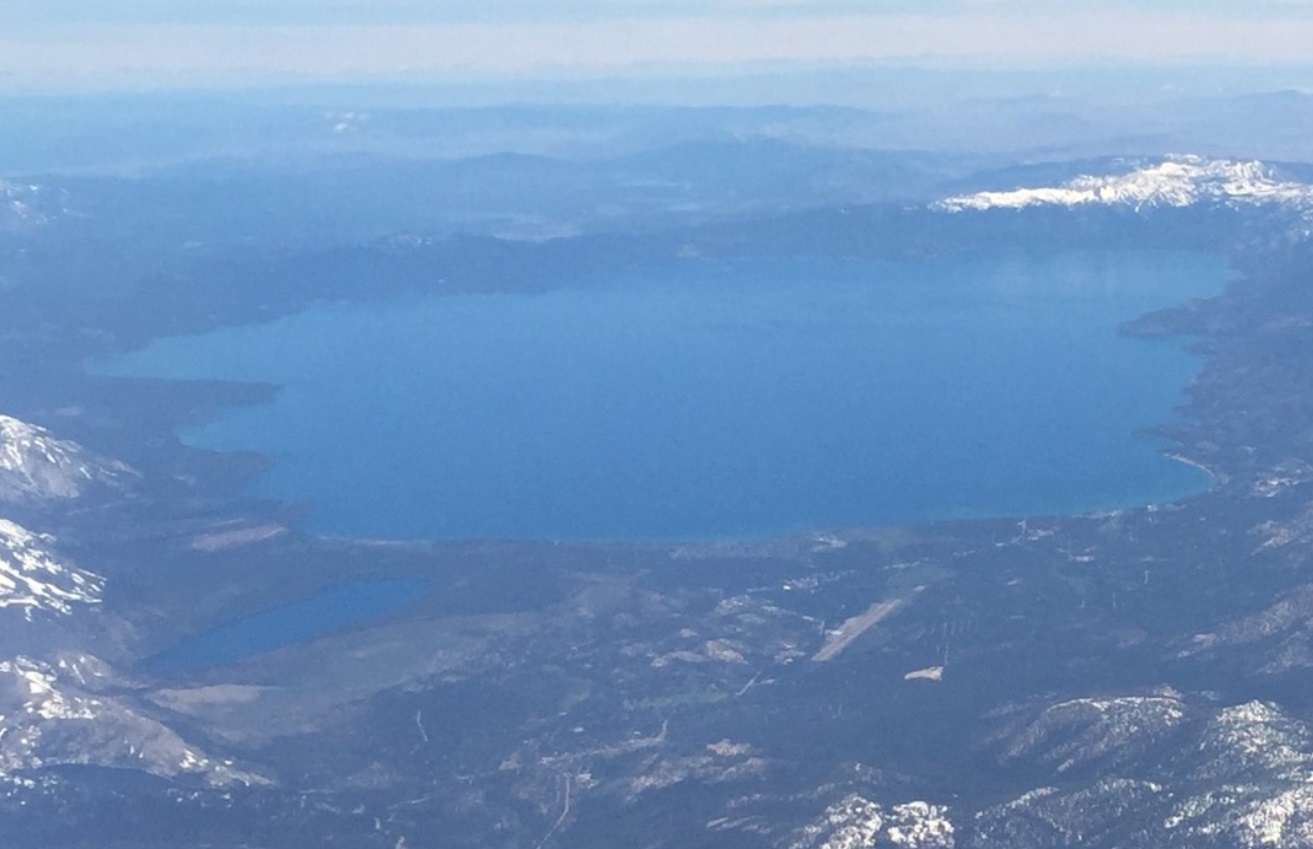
[936,156,1313,213]
[0,520,101,620]
[0,415,135,504]
[0,654,266,786]
[791,794,955,848]
[976,694,1313,848]
[987,690,1189,774]
[1163,701,1313,848]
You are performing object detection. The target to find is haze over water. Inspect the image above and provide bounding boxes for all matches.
[101,251,1232,541]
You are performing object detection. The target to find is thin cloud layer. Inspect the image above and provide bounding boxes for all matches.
[11,0,1313,25]
[4,5,1313,91]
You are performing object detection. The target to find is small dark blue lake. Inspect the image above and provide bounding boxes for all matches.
[144,580,427,671]
[100,251,1232,542]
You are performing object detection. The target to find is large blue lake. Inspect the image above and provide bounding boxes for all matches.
[101,251,1232,541]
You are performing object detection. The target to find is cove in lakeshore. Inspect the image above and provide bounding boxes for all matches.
[99,250,1234,542]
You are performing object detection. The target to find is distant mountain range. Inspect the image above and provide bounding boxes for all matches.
[936,155,1313,213]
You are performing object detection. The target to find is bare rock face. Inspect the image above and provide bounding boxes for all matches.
[0,415,135,505]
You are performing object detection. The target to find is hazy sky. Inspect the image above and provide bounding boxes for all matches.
[6,1,1313,91]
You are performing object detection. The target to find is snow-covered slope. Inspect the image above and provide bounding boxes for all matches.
[986,689,1189,775]
[973,692,1313,849]
[0,415,135,504]
[790,795,955,849]
[0,653,264,786]
[0,520,101,621]
[936,155,1313,213]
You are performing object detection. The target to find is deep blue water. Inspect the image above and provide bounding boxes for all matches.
[144,580,427,671]
[101,251,1233,541]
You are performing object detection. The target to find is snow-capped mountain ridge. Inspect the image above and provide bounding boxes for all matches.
[0,415,135,504]
[0,520,101,620]
[0,654,264,786]
[790,795,954,849]
[936,155,1313,213]
[977,693,1313,848]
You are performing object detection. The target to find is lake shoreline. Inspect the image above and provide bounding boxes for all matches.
[96,250,1232,544]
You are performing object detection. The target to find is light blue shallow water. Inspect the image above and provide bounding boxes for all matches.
[101,251,1233,541]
